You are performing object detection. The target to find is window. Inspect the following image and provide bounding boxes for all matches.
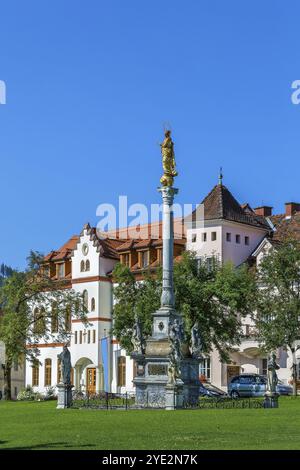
[123,253,130,267]
[157,249,162,265]
[80,260,85,272]
[79,331,83,344]
[88,330,91,344]
[192,234,197,243]
[211,232,217,241]
[14,387,17,397]
[51,302,58,333]
[202,232,207,242]
[141,251,149,268]
[236,234,241,244]
[57,359,62,383]
[85,259,90,271]
[74,331,78,344]
[44,359,52,386]
[14,360,18,371]
[83,290,88,311]
[91,297,95,311]
[57,263,64,278]
[117,356,126,387]
[226,232,231,242]
[33,307,46,335]
[93,330,96,343]
[239,376,252,384]
[32,361,39,386]
[245,236,250,246]
[199,358,211,382]
[65,306,71,331]
[262,358,268,376]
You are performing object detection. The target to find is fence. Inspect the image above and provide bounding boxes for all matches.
[71,390,135,409]
[184,396,265,409]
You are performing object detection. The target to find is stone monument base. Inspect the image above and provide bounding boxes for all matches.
[133,352,200,409]
[263,393,279,408]
[56,383,74,409]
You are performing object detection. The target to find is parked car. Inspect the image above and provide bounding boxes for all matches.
[228,373,293,398]
[199,382,227,398]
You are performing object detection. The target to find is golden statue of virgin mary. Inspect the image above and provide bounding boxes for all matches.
[160,130,178,187]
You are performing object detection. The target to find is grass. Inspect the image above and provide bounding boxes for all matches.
[0,397,300,450]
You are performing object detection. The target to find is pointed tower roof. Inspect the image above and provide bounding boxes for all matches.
[188,183,271,230]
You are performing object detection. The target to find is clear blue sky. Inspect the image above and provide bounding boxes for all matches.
[1,1,300,269]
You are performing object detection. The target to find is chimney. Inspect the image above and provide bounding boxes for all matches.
[285,202,300,218]
[253,206,273,217]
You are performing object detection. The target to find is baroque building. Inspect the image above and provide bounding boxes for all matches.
[25,181,300,394]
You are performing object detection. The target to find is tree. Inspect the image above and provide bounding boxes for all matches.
[112,251,256,362]
[0,251,87,400]
[255,239,300,396]
[0,263,13,287]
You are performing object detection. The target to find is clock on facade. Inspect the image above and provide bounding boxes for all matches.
[82,243,89,256]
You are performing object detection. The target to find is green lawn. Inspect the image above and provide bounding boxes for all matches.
[0,398,300,450]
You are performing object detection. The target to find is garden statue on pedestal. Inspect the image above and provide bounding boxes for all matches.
[56,344,73,409]
[264,352,280,409]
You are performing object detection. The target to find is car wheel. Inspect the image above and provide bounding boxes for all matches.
[230,390,239,399]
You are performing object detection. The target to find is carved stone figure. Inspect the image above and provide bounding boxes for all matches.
[57,345,72,385]
[131,314,145,355]
[160,130,178,187]
[191,321,203,358]
[168,319,183,384]
[266,352,280,395]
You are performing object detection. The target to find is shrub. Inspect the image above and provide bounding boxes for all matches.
[17,385,36,401]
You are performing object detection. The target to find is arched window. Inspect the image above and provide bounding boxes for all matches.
[80,260,85,272]
[117,356,126,387]
[51,302,58,333]
[44,359,52,386]
[57,358,62,383]
[32,360,39,386]
[85,259,90,271]
[33,307,46,335]
[91,297,95,311]
[65,305,72,331]
[83,290,88,311]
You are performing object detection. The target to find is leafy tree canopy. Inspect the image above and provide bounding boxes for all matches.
[112,251,256,362]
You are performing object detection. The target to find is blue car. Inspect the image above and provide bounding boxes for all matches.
[228,373,292,398]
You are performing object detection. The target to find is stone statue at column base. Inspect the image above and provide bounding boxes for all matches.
[264,352,280,409]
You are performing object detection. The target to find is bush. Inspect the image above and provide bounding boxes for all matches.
[44,386,57,400]
[17,385,36,401]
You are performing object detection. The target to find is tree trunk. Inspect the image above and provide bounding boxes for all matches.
[291,347,297,397]
[3,361,12,400]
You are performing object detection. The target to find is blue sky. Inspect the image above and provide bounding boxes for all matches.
[1,1,300,269]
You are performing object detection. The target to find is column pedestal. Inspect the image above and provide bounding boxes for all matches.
[56,383,74,409]
[263,392,279,408]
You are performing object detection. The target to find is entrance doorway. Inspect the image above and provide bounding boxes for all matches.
[227,365,240,384]
[87,368,96,394]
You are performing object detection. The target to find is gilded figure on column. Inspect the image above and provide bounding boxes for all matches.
[160,130,178,187]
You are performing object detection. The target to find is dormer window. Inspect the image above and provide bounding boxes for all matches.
[57,263,64,278]
[141,251,149,268]
[123,253,130,267]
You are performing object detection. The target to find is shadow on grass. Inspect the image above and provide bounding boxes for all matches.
[2,442,94,450]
